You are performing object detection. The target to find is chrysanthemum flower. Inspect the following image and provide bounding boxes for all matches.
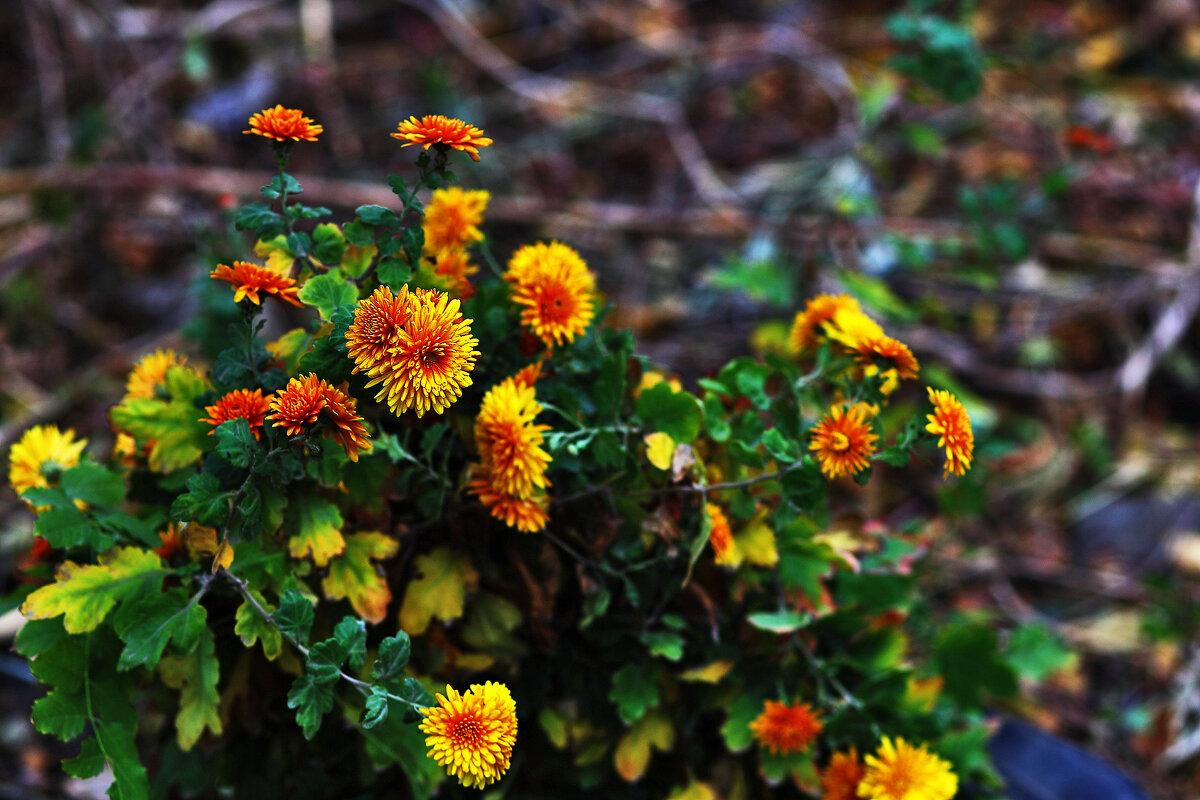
[426,248,480,299]
[473,377,551,498]
[512,360,543,389]
[504,241,596,348]
[200,388,273,439]
[125,349,188,399]
[749,699,823,756]
[392,115,493,161]
[925,387,973,478]
[468,467,551,533]
[856,336,920,381]
[420,681,518,788]
[790,293,863,354]
[243,105,323,142]
[318,382,371,462]
[8,425,88,500]
[809,403,878,479]
[858,737,958,800]
[211,261,303,307]
[346,285,414,373]
[268,373,328,436]
[820,747,865,800]
[706,502,735,565]
[424,188,489,255]
[822,306,885,350]
[379,290,480,418]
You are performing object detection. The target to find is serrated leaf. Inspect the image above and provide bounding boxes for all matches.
[395,677,433,721]
[762,428,799,463]
[95,719,150,800]
[114,589,206,670]
[311,222,348,266]
[35,505,110,551]
[321,532,399,624]
[158,627,221,750]
[214,418,257,469]
[1006,623,1074,681]
[234,590,281,660]
[171,474,232,528]
[363,686,390,728]
[613,709,674,782]
[286,493,345,567]
[934,622,1019,709]
[306,638,349,685]
[641,631,685,661]
[297,273,358,321]
[261,172,303,200]
[60,463,125,508]
[63,736,105,778]
[109,366,209,472]
[721,690,765,752]
[609,664,659,725]
[377,257,412,290]
[400,227,424,265]
[21,548,166,634]
[234,202,283,235]
[333,616,367,671]
[373,633,412,681]
[355,204,399,226]
[28,635,86,691]
[287,672,335,739]
[31,688,87,740]
[746,610,812,634]
[397,547,478,635]
[15,617,67,658]
[274,590,315,645]
[635,383,703,444]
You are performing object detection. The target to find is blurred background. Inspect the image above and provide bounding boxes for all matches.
[2,0,1200,797]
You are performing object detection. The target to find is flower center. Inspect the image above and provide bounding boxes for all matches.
[451,716,484,747]
[830,432,851,452]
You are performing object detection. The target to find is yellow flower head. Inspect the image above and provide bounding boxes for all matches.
[424,248,480,299]
[855,336,920,382]
[925,387,973,478]
[473,377,552,498]
[749,699,823,756]
[790,293,862,354]
[823,306,885,350]
[346,285,413,374]
[809,403,878,479]
[468,466,550,533]
[858,737,958,800]
[424,187,489,255]
[200,388,273,439]
[504,241,596,348]
[820,747,865,800]
[211,261,303,307]
[8,425,88,500]
[420,681,518,788]
[392,115,493,161]
[706,503,735,565]
[244,105,322,142]
[126,349,188,400]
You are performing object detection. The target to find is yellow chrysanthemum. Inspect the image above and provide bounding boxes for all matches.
[473,377,552,498]
[504,241,596,348]
[821,747,865,800]
[423,187,489,255]
[391,115,493,161]
[790,293,863,354]
[383,290,480,417]
[809,403,878,479]
[749,699,823,756]
[8,425,88,501]
[468,466,551,533]
[420,681,518,788]
[925,387,973,478]
[706,503,735,565]
[243,105,322,142]
[424,248,480,299]
[125,349,188,399]
[346,285,413,373]
[823,306,885,350]
[857,737,958,800]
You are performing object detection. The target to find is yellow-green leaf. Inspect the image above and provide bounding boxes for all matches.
[613,709,674,782]
[679,660,734,683]
[666,780,719,800]
[21,548,166,634]
[159,628,222,750]
[254,236,294,273]
[321,532,399,624]
[287,495,345,567]
[109,365,210,473]
[234,590,281,660]
[397,547,478,635]
[644,432,676,471]
[731,514,778,568]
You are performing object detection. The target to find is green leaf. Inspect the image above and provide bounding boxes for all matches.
[312,222,347,265]
[28,635,86,691]
[356,204,399,227]
[213,418,257,469]
[363,686,390,728]
[114,589,206,671]
[297,273,358,321]
[21,547,166,634]
[95,719,150,800]
[343,220,374,247]
[333,616,367,671]
[35,505,111,551]
[159,627,221,751]
[395,677,433,722]
[718,357,773,410]
[306,638,349,685]
[287,672,336,739]
[234,202,283,236]
[170,472,232,527]
[703,393,730,442]
[934,622,1019,710]
[31,688,87,740]
[641,631,685,662]
[110,367,209,472]
[746,610,813,634]
[401,228,424,266]
[261,172,303,200]
[721,689,765,752]
[234,590,281,660]
[15,617,67,658]
[274,590,315,645]
[1006,623,1074,681]
[61,463,125,508]
[377,257,413,290]
[635,383,703,444]
[63,736,105,778]
[373,633,411,681]
[762,428,799,463]
[609,663,659,724]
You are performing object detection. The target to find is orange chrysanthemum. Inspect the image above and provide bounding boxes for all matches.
[381,290,480,418]
[426,248,480,299]
[821,748,865,800]
[424,188,489,255]
[346,285,413,373]
[243,105,322,142]
[925,387,973,478]
[858,737,958,800]
[267,374,371,461]
[200,388,273,439]
[513,360,543,389]
[8,425,88,500]
[749,699,823,756]
[473,377,552,498]
[125,349,188,399]
[706,502,735,565]
[468,466,551,533]
[420,681,518,788]
[211,261,303,307]
[504,241,596,348]
[790,293,862,354]
[809,403,878,479]
[391,115,493,161]
[318,382,372,462]
[856,336,920,382]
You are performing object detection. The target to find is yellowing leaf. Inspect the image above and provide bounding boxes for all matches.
[666,780,719,800]
[184,523,219,561]
[211,540,234,573]
[730,514,778,568]
[234,590,281,660]
[679,660,734,684]
[21,547,166,634]
[287,495,345,567]
[905,675,943,712]
[159,628,222,750]
[266,328,311,374]
[644,432,676,471]
[340,243,377,276]
[321,532,399,624]
[109,366,209,472]
[398,547,478,635]
[254,236,295,273]
[613,710,674,782]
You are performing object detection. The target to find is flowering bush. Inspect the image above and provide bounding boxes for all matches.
[5,107,1008,800]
